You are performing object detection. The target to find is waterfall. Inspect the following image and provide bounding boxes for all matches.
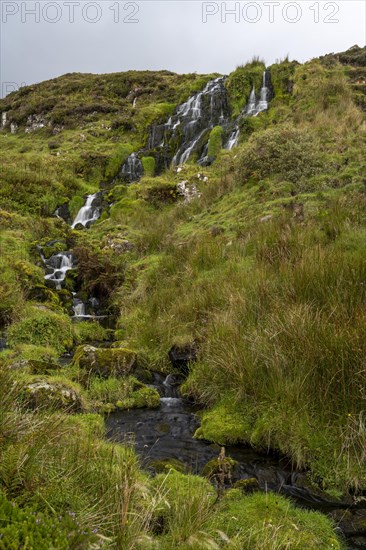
[71,193,101,229]
[73,298,86,317]
[120,153,144,183]
[246,72,270,117]
[225,70,272,150]
[226,126,240,151]
[256,71,269,113]
[44,252,74,290]
[148,77,229,167]
[246,86,257,115]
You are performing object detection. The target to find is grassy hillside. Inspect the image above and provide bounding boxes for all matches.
[0,45,365,547]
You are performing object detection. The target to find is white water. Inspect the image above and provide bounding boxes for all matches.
[73,301,86,317]
[246,86,257,116]
[226,126,240,150]
[226,71,270,150]
[256,71,269,113]
[44,253,74,290]
[167,77,227,166]
[71,194,100,229]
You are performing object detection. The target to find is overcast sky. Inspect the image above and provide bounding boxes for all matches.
[1,0,365,96]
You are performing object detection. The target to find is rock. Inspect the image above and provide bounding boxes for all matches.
[329,508,366,537]
[260,214,273,223]
[149,458,186,474]
[177,181,201,204]
[10,123,18,134]
[104,236,134,254]
[23,380,85,412]
[10,359,57,375]
[168,342,197,374]
[25,114,47,133]
[233,477,260,493]
[73,222,86,231]
[54,203,71,223]
[73,345,137,378]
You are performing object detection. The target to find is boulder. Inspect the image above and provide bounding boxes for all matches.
[23,380,85,412]
[73,345,137,378]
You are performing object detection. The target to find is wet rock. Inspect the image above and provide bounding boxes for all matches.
[73,223,86,231]
[329,508,366,537]
[168,342,198,374]
[73,345,137,378]
[54,203,71,223]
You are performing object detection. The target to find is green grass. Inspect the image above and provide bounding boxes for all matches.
[0,47,365,546]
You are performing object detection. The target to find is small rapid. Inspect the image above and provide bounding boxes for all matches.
[71,193,101,228]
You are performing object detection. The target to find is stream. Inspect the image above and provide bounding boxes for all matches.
[23,77,366,548]
[106,373,366,550]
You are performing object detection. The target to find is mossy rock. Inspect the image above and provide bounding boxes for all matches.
[115,385,160,409]
[149,458,187,474]
[40,240,67,259]
[10,358,58,375]
[233,477,259,494]
[21,378,86,412]
[73,345,137,378]
[27,284,60,305]
[194,401,251,445]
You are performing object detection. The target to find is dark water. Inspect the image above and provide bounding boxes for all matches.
[105,374,366,549]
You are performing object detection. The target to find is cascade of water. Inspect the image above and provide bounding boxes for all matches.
[172,78,229,165]
[71,193,101,229]
[73,300,86,317]
[226,126,240,150]
[120,153,144,183]
[246,86,257,115]
[225,71,272,150]
[44,252,74,290]
[256,71,269,113]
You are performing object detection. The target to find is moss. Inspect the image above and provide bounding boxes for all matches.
[149,458,187,474]
[105,142,134,180]
[73,321,108,344]
[10,343,59,364]
[233,477,259,493]
[226,60,266,116]
[195,400,252,445]
[72,345,137,378]
[7,306,73,354]
[137,177,179,206]
[210,491,344,549]
[0,491,98,549]
[207,125,223,158]
[269,58,299,99]
[141,156,156,177]
[87,375,160,410]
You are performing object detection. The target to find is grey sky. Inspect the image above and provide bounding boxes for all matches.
[1,0,365,96]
